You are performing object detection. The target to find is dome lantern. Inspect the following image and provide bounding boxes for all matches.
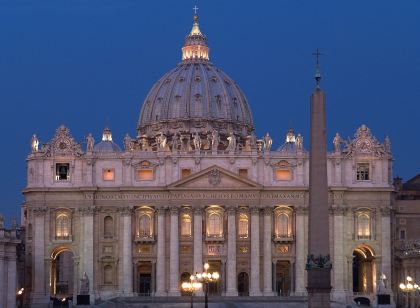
[182,13,210,62]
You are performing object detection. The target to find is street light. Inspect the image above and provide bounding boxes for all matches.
[181,275,202,308]
[399,276,420,308]
[191,262,220,308]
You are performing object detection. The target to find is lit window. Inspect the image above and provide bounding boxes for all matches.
[277,213,289,237]
[238,214,248,238]
[275,169,291,181]
[103,169,115,181]
[55,163,70,181]
[56,213,70,240]
[138,169,154,181]
[356,163,370,181]
[208,213,222,237]
[104,265,113,284]
[357,213,371,239]
[139,214,152,237]
[181,214,192,236]
[104,216,114,239]
[238,169,248,178]
[181,168,192,179]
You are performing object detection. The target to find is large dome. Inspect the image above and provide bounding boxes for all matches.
[137,14,254,138]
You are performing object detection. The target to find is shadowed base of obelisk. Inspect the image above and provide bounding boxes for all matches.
[307,267,332,308]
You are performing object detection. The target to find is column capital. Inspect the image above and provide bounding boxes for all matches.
[380,206,392,216]
[32,207,47,217]
[227,206,236,215]
[156,206,167,215]
[250,207,260,215]
[170,207,180,215]
[119,206,133,216]
[263,207,272,216]
[295,206,308,215]
[329,206,347,216]
[79,206,95,216]
[193,207,203,215]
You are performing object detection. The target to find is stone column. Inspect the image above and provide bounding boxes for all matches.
[380,207,392,291]
[294,206,307,296]
[250,207,262,296]
[263,207,274,296]
[169,207,180,296]
[31,207,49,306]
[80,207,95,304]
[0,255,4,308]
[331,207,346,303]
[155,207,167,296]
[6,254,17,308]
[226,207,238,296]
[193,208,204,296]
[121,207,133,296]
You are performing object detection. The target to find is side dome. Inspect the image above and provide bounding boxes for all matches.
[137,14,254,138]
[94,128,121,153]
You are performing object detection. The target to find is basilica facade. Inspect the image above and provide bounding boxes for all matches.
[23,13,394,307]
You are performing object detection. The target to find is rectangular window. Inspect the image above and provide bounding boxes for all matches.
[275,169,291,181]
[356,163,370,181]
[137,169,153,181]
[400,229,406,240]
[181,168,192,179]
[102,169,115,181]
[55,163,70,181]
[238,168,248,178]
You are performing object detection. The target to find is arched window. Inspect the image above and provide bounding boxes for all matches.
[103,265,113,284]
[56,213,70,240]
[357,213,371,239]
[208,213,222,237]
[181,214,192,236]
[277,213,289,237]
[104,216,114,239]
[139,214,152,237]
[238,214,249,238]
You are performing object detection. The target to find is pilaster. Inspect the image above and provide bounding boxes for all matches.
[250,207,262,296]
[226,207,238,296]
[168,207,180,296]
[120,207,134,296]
[155,207,167,296]
[263,207,274,296]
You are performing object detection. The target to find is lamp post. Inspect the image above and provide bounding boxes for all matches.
[181,275,202,308]
[399,276,419,308]
[191,262,220,308]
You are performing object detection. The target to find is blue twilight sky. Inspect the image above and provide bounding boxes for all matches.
[0,0,419,225]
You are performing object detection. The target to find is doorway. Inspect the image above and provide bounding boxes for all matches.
[50,248,74,299]
[137,261,152,296]
[275,260,290,296]
[238,272,249,296]
[207,260,221,295]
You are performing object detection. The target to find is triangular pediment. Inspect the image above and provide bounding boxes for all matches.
[168,165,262,190]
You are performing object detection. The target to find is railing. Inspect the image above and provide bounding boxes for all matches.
[135,235,155,243]
[273,235,294,243]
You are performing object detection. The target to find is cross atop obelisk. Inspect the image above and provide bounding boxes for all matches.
[312,48,323,88]
[193,5,199,15]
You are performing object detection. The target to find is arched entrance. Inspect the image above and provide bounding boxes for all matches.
[50,247,74,300]
[352,245,376,295]
[237,272,249,296]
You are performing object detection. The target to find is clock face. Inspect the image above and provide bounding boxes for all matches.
[356,139,371,153]
[55,138,70,152]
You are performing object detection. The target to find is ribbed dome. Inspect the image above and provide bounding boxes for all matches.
[137,14,254,138]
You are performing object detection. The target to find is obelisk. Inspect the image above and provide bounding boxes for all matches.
[306,49,332,308]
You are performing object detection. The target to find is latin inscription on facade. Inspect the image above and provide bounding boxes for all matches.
[208,245,223,255]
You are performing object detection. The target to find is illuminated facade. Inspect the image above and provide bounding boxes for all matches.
[23,13,394,307]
